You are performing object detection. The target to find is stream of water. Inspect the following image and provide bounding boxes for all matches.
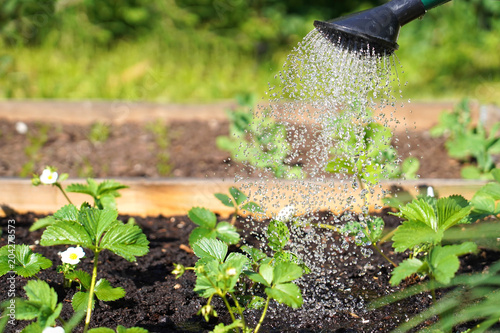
[234,29,413,327]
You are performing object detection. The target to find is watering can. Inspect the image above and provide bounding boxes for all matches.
[314,0,451,55]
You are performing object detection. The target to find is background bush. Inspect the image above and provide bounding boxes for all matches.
[0,0,498,103]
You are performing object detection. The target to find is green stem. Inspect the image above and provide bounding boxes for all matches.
[254,297,271,333]
[83,251,99,333]
[378,227,396,245]
[55,183,73,205]
[230,292,247,330]
[221,294,239,333]
[312,223,340,233]
[372,243,398,267]
[58,316,66,326]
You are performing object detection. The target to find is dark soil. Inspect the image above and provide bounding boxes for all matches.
[0,116,492,332]
[0,118,462,179]
[1,211,499,332]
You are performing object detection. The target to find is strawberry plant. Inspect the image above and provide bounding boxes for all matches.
[430,99,500,179]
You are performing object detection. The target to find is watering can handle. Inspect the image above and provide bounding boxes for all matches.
[421,0,451,10]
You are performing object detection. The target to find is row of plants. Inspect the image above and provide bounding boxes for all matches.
[172,176,500,332]
[431,98,500,179]
[217,95,420,182]
[1,168,149,333]
[218,97,500,184]
[2,163,499,332]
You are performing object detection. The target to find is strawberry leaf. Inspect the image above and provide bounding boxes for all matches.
[214,193,234,208]
[0,245,52,278]
[193,238,227,263]
[72,291,92,312]
[429,242,478,284]
[265,282,303,309]
[229,187,247,205]
[15,280,62,328]
[392,219,444,253]
[267,219,290,252]
[273,262,303,284]
[215,222,240,245]
[390,258,426,286]
[99,223,149,262]
[94,279,126,301]
[40,221,93,249]
[188,207,217,228]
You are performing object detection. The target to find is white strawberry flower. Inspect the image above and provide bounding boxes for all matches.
[427,186,435,198]
[276,205,296,222]
[60,246,85,265]
[39,167,58,185]
[42,327,65,333]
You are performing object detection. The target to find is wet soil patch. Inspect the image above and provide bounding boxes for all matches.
[1,211,498,332]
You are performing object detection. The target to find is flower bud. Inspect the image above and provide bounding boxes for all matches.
[226,267,237,276]
[172,263,185,278]
[198,304,217,321]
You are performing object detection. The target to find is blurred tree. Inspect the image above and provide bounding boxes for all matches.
[0,0,57,45]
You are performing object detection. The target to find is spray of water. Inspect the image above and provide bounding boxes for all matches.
[233,29,411,327]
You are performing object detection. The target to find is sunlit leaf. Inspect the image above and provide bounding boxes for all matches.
[100,223,149,262]
[390,258,425,286]
[94,279,125,301]
[193,238,227,263]
[40,221,93,249]
[188,207,217,228]
[265,283,303,308]
[214,193,233,208]
[215,222,240,245]
[0,245,52,278]
[273,262,303,284]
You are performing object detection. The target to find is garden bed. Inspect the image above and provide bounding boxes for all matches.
[2,210,499,333]
[1,101,500,332]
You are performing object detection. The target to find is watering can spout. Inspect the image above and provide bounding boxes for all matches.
[314,0,451,55]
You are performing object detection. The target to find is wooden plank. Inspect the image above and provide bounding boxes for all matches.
[2,100,498,131]
[0,178,487,218]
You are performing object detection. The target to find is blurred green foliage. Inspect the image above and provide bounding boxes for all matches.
[0,0,498,103]
[0,0,57,45]
[396,0,500,103]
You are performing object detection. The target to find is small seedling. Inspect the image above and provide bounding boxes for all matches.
[327,119,419,188]
[40,205,149,332]
[146,120,172,176]
[20,123,50,177]
[177,238,304,333]
[340,216,397,267]
[216,94,304,179]
[88,122,111,144]
[389,195,477,288]
[214,186,263,224]
[0,244,52,278]
[430,99,500,179]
